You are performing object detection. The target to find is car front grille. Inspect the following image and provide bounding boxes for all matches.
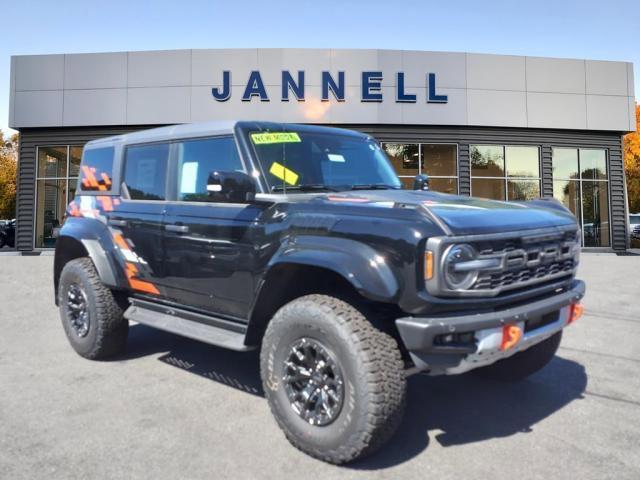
[425,225,580,298]
[469,228,579,294]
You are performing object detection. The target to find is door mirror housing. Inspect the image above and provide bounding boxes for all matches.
[413,174,430,191]
[207,171,257,203]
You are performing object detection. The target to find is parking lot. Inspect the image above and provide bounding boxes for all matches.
[1,253,639,479]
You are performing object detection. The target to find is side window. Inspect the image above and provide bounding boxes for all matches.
[176,136,243,202]
[79,147,115,192]
[124,143,170,200]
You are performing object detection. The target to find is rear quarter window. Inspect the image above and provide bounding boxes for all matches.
[79,147,115,192]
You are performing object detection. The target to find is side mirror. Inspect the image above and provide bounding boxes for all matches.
[207,170,257,203]
[413,174,430,191]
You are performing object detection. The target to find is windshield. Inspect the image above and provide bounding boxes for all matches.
[247,130,402,192]
[631,215,640,225]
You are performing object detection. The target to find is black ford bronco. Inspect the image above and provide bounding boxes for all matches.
[54,121,585,464]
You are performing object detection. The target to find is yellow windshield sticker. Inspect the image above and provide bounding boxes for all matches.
[251,132,301,145]
[269,162,299,186]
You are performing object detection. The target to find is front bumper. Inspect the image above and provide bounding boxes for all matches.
[396,280,585,375]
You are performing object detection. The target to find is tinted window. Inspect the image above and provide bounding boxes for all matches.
[124,144,169,200]
[80,147,115,192]
[176,137,243,201]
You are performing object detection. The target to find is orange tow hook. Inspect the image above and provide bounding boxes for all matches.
[568,302,584,325]
[500,325,523,351]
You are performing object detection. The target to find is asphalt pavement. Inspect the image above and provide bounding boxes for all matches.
[0,253,639,479]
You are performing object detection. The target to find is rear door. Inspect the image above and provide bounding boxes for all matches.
[162,136,266,319]
[108,143,170,296]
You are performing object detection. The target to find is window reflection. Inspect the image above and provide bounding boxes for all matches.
[552,148,609,247]
[506,146,539,178]
[471,178,505,200]
[35,145,83,248]
[580,149,607,180]
[383,143,458,194]
[38,147,67,178]
[470,145,541,201]
[383,144,419,177]
[552,148,579,180]
[581,181,609,247]
[471,145,505,177]
[35,179,67,248]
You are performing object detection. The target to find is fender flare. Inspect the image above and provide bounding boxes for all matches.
[266,235,400,302]
[54,219,121,301]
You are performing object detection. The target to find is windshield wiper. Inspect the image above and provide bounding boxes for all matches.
[271,184,340,192]
[350,183,398,190]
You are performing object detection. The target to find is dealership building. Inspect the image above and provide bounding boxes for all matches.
[7,48,636,252]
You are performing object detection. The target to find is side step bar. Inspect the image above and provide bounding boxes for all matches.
[124,298,254,352]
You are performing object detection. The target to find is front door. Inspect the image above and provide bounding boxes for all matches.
[161,136,264,319]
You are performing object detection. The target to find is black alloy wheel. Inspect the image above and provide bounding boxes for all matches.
[283,337,345,426]
[66,283,90,337]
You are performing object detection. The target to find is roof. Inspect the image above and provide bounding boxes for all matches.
[85,120,367,149]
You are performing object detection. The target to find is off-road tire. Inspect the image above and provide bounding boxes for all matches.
[260,294,406,464]
[475,330,562,382]
[58,257,128,359]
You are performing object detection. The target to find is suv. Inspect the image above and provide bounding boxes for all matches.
[54,121,585,464]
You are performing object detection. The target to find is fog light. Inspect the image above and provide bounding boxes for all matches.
[500,325,523,351]
[568,302,584,325]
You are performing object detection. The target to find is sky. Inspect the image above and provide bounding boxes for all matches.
[1,0,638,135]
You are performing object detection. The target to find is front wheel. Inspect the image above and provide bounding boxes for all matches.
[58,258,128,359]
[475,331,562,382]
[260,294,406,464]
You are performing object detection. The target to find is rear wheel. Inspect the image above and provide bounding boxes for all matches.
[58,258,128,359]
[475,331,562,382]
[260,294,406,464]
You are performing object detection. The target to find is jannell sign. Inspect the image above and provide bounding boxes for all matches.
[211,71,449,104]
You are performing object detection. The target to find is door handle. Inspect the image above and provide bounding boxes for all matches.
[108,219,128,227]
[165,224,190,233]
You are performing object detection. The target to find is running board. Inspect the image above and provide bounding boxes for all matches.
[124,299,253,352]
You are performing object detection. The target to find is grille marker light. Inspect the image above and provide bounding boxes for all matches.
[424,251,434,280]
[500,324,523,351]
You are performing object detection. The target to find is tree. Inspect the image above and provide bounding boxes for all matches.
[0,131,18,219]
[624,104,640,213]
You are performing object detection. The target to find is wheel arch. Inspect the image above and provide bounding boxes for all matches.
[54,231,120,305]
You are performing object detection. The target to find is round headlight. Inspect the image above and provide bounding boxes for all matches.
[443,244,478,290]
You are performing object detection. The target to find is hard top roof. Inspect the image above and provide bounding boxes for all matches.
[84,121,368,149]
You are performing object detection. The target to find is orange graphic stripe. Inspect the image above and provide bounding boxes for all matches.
[125,262,160,295]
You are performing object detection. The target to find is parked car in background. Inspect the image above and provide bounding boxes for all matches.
[630,214,640,248]
[0,219,16,249]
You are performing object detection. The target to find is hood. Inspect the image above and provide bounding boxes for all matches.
[313,190,578,236]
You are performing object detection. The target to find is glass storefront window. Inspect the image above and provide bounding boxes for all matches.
[581,181,610,247]
[552,148,579,180]
[37,146,68,178]
[552,148,609,247]
[383,143,419,177]
[505,146,539,178]
[471,145,540,201]
[423,144,457,177]
[471,145,504,177]
[35,145,83,248]
[382,143,458,194]
[553,180,581,218]
[579,149,607,180]
[471,178,506,201]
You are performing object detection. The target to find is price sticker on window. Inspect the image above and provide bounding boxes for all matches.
[251,132,301,145]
